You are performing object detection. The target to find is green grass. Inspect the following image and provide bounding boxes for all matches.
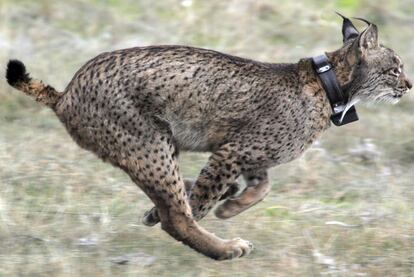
[1,0,414,276]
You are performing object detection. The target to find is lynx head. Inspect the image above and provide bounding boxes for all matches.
[333,14,412,108]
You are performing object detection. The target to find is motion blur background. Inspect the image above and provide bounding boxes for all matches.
[1,0,414,276]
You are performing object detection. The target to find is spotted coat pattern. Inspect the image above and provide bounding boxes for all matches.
[48,46,331,259]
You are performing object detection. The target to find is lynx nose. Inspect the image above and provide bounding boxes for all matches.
[405,79,412,90]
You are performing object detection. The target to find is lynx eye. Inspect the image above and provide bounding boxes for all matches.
[388,67,401,77]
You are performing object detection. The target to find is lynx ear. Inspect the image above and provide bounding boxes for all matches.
[347,19,379,63]
[353,18,379,51]
[358,24,378,50]
[336,12,359,43]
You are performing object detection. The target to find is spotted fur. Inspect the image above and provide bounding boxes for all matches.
[6,17,411,260]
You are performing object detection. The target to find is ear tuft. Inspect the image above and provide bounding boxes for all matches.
[352,17,372,26]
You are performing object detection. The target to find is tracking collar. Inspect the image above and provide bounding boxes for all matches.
[312,54,358,126]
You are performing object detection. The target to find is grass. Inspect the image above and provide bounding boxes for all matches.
[1,0,414,276]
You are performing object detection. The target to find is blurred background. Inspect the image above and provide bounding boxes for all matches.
[1,0,414,276]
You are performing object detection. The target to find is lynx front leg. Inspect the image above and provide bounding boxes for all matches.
[144,144,245,224]
[142,144,267,225]
[215,169,270,219]
[142,179,240,226]
[189,145,244,221]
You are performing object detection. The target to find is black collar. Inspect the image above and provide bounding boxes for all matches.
[312,54,358,126]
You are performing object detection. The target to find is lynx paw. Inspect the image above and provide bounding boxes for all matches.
[142,207,160,226]
[215,181,271,219]
[218,238,253,260]
[214,198,254,219]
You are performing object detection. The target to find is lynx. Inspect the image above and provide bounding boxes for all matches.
[6,15,411,260]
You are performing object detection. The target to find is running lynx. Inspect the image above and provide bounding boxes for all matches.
[6,15,411,260]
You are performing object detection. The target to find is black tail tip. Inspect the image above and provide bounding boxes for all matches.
[6,59,30,86]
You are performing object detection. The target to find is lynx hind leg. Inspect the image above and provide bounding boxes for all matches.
[142,179,194,226]
[215,169,270,219]
[106,123,252,260]
[142,180,240,226]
